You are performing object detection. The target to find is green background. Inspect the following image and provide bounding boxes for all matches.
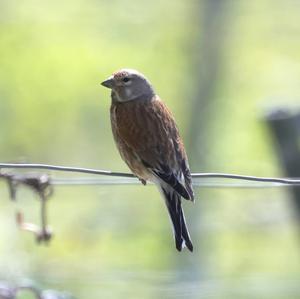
[0,0,300,298]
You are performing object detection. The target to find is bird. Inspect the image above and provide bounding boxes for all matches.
[101,69,194,252]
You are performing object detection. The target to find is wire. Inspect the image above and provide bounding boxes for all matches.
[192,173,300,185]
[50,177,300,188]
[1,163,300,187]
[0,163,133,177]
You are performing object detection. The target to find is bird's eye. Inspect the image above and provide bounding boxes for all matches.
[122,77,130,83]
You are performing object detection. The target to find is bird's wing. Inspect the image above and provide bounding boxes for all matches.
[114,97,194,200]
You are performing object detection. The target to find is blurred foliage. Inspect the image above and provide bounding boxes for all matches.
[1,0,300,298]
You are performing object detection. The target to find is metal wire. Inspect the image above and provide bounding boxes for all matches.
[1,163,300,188]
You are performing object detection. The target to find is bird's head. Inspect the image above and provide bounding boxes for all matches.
[101,69,155,102]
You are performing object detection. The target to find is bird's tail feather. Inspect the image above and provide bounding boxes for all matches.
[161,186,193,252]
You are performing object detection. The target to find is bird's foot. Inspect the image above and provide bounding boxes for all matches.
[139,178,147,185]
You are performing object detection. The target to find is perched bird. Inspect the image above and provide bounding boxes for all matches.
[101,69,194,252]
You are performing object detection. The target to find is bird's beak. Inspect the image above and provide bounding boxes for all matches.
[101,76,114,89]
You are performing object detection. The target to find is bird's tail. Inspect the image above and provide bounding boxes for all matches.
[160,186,193,252]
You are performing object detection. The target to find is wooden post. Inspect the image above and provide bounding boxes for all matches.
[266,108,300,217]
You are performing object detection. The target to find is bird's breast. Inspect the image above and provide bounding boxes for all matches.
[110,101,152,180]
[111,100,151,150]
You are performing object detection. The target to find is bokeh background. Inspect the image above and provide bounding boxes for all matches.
[1,0,300,298]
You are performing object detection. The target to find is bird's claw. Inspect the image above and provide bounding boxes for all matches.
[139,178,147,185]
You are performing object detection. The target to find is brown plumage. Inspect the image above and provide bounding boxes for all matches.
[101,69,194,251]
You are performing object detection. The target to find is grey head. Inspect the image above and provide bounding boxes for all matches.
[101,69,155,103]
